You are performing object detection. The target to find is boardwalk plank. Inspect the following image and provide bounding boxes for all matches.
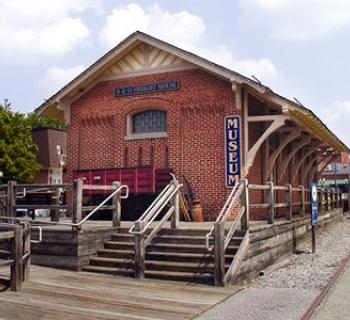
[0,266,240,320]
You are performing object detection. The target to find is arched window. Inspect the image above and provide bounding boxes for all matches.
[126,109,167,140]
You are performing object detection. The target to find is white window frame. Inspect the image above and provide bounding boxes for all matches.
[125,109,168,141]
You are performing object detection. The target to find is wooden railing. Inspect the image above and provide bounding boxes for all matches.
[0,222,30,291]
[0,185,7,220]
[248,182,342,224]
[207,179,250,286]
[129,175,181,279]
[0,179,129,231]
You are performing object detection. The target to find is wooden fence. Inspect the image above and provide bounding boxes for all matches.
[0,180,126,231]
[0,222,30,291]
[248,182,342,224]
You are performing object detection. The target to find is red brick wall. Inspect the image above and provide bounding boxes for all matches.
[34,170,49,184]
[67,69,240,219]
[65,67,316,221]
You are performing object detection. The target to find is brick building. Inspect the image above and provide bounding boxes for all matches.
[321,152,350,191]
[32,128,67,184]
[35,32,349,220]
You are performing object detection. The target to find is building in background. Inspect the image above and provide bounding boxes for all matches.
[32,128,67,184]
[321,152,350,192]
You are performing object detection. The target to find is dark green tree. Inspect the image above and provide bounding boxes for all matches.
[26,112,67,130]
[0,103,41,182]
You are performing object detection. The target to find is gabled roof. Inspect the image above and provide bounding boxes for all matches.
[35,31,349,153]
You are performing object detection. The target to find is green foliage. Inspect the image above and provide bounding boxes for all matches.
[26,112,67,130]
[0,103,42,183]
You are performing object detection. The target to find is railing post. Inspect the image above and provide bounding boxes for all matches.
[22,222,31,282]
[7,180,16,219]
[214,222,225,286]
[10,225,23,291]
[51,187,60,222]
[322,189,328,213]
[320,190,324,214]
[336,188,340,209]
[240,179,249,230]
[170,178,180,229]
[267,181,275,224]
[299,185,305,217]
[327,189,330,212]
[112,181,121,228]
[330,189,333,210]
[286,183,292,220]
[72,179,83,231]
[134,221,145,279]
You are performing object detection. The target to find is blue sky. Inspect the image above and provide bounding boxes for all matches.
[0,0,349,145]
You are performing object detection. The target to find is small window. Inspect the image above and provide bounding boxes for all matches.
[132,110,166,133]
[126,109,167,140]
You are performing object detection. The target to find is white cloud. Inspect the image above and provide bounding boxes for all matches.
[319,100,350,146]
[254,1,350,40]
[0,0,101,57]
[0,18,90,56]
[197,46,279,82]
[99,3,205,50]
[99,3,278,83]
[41,65,85,94]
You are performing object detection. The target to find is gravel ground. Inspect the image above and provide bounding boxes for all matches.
[255,216,350,290]
[196,216,350,320]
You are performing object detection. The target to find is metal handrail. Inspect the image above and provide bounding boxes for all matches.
[137,184,172,222]
[224,205,245,250]
[129,182,181,235]
[0,184,129,229]
[15,188,54,199]
[78,184,128,226]
[205,180,244,250]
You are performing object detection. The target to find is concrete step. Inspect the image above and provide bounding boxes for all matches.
[146,243,239,254]
[83,265,213,285]
[104,240,239,254]
[97,248,235,264]
[147,251,216,263]
[146,260,215,273]
[110,234,135,243]
[104,241,134,250]
[90,256,219,273]
[146,270,214,285]
[89,256,134,269]
[111,233,212,245]
[117,227,211,237]
[109,233,243,247]
[82,265,134,277]
[98,249,134,259]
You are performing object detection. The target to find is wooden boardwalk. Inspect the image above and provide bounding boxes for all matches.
[0,266,239,320]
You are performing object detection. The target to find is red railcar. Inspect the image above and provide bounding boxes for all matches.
[73,166,172,195]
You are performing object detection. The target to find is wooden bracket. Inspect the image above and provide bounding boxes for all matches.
[264,128,303,182]
[291,142,323,182]
[277,136,312,182]
[301,154,319,185]
[314,154,338,181]
[244,115,288,176]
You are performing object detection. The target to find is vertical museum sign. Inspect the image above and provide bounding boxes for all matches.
[225,116,241,187]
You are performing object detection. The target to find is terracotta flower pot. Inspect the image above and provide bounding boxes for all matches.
[191,199,204,222]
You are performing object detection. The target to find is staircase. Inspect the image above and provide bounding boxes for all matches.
[84,177,249,286]
[83,226,247,285]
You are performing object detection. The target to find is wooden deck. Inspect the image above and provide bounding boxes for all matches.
[0,265,239,320]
